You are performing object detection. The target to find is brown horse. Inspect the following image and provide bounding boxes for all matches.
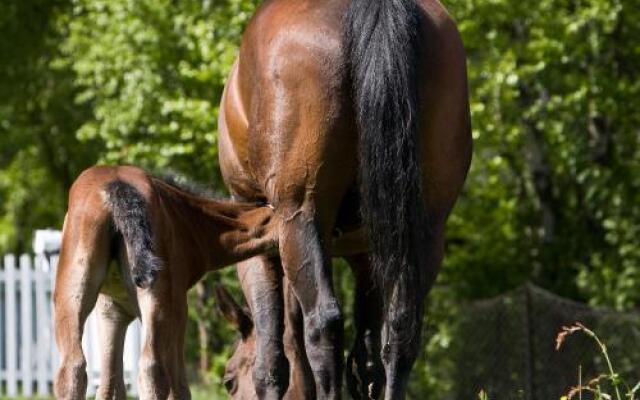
[53,165,279,400]
[217,0,472,398]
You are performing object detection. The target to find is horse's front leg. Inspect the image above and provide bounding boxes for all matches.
[279,206,343,400]
[345,254,385,400]
[237,256,289,399]
[382,226,445,400]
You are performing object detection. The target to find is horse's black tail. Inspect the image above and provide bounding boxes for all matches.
[345,0,427,339]
[103,180,162,289]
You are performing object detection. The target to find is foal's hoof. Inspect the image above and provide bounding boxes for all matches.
[54,361,88,400]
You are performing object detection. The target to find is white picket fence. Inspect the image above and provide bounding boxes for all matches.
[0,253,142,397]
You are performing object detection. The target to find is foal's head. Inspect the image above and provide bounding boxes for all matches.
[215,284,315,399]
[214,285,258,399]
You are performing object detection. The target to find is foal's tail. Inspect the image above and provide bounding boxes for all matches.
[345,0,427,339]
[103,180,162,289]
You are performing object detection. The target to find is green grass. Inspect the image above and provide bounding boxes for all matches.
[190,382,227,400]
[0,381,224,400]
[556,323,640,400]
[0,397,53,400]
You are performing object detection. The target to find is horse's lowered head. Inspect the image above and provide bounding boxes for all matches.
[214,284,315,400]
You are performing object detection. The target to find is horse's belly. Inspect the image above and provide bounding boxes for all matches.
[100,260,137,316]
[218,63,266,201]
[218,128,264,201]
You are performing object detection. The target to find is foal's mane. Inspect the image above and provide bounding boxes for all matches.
[151,172,224,200]
[148,172,263,223]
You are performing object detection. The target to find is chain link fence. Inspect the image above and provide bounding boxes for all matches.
[437,283,640,400]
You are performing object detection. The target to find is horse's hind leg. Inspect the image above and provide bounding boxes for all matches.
[345,254,385,400]
[54,218,110,399]
[95,294,134,400]
[279,207,343,400]
[237,256,289,399]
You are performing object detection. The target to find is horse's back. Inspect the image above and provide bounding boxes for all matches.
[219,0,471,216]
[221,0,357,209]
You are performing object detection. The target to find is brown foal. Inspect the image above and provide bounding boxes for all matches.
[53,165,279,400]
[218,0,472,398]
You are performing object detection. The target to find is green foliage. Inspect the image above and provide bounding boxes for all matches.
[0,0,99,253]
[441,0,640,308]
[412,0,640,392]
[57,0,258,182]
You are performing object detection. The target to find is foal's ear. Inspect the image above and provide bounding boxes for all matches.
[214,284,254,339]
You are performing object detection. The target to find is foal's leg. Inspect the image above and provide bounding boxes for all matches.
[279,207,343,400]
[345,255,385,400]
[173,304,191,400]
[237,256,289,399]
[137,278,189,400]
[54,222,110,399]
[95,295,134,400]
[382,226,445,400]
